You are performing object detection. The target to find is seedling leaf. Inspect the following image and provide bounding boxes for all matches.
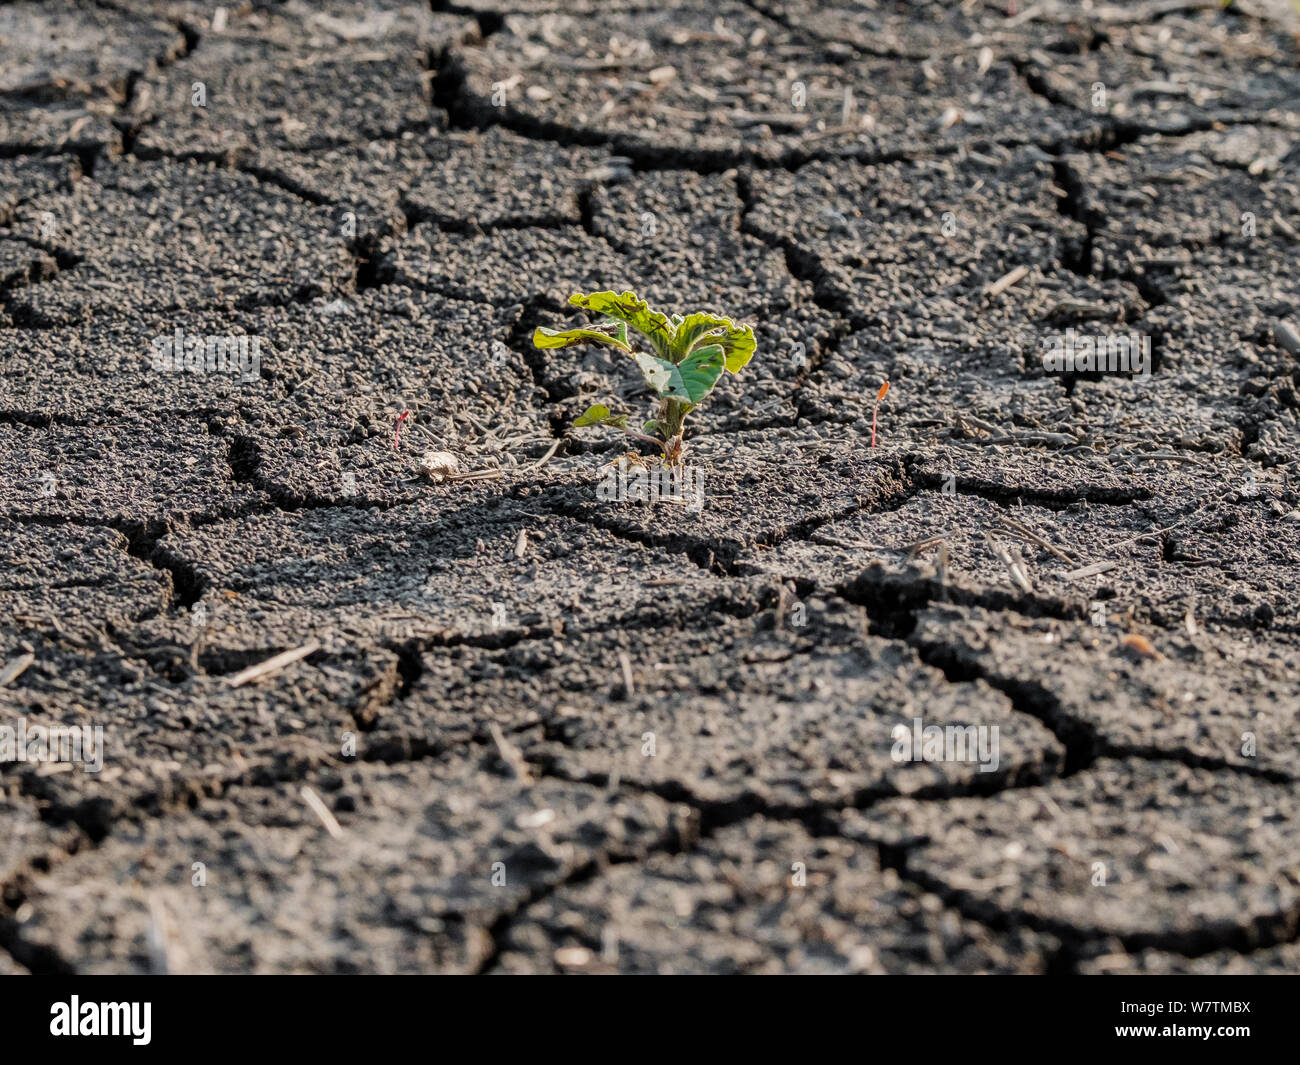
[533,325,631,351]
[673,313,756,372]
[569,291,674,359]
[574,403,628,429]
[632,345,726,403]
[575,403,611,426]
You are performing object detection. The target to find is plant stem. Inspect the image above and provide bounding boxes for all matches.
[619,427,666,448]
[656,396,691,466]
[657,396,690,442]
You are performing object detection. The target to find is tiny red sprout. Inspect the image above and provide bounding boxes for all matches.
[394,410,411,450]
[871,381,890,448]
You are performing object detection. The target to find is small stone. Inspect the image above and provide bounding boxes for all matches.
[420,451,459,482]
[554,946,592,968]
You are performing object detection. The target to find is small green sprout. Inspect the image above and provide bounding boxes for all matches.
[534,290,756,466]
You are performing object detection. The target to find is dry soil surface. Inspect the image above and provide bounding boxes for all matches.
[1,0,1299,974]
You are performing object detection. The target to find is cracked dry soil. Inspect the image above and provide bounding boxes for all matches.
[1,0,1299,975]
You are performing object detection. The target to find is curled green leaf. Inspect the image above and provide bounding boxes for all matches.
[569,291,674,359]
[533,325,631,352]
[673,312,756,372]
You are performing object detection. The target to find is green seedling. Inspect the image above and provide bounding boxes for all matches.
[534,290,756,466]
